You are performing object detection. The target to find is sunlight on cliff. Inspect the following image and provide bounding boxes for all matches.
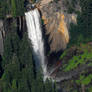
[58,14,69,43]
[41,13,70,52]
[42,16,48,24]
[71,14,77,24]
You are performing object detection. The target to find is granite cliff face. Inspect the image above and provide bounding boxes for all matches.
[0,0,81,54]
[0,20,4,55]
[38,0,80,52]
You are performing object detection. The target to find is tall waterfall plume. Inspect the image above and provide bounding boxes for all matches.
[25,9,48,80]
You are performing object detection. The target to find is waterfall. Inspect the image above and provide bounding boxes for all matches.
[25,9,48,80]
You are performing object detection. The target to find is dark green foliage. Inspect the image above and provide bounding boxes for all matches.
[76,74,92,85]
[15,0,25,16]
[11,0,16,17]
[1,29,33,91]
[0,0,25,18]
[69,0,92,46]
[60,44,92,72]
[63,0,78,13]
[60,44,92,92]
[0,0,8,18]
[2,21,20,68]
[0,21,57,92]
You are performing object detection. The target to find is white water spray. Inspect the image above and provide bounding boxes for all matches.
[25,9,48,80]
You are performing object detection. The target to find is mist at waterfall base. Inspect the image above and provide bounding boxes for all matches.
[25,9,49,81]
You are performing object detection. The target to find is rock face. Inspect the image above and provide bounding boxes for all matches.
[0,20,4,55]
[39,0,79,52]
